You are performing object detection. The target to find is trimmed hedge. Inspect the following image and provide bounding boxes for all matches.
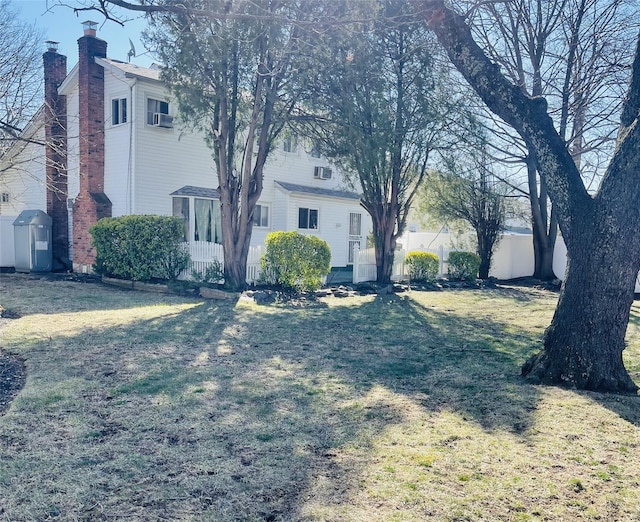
[90,215,190,281]
[405,251,439,283]
[447,251,481,281]
[261,231,331,291]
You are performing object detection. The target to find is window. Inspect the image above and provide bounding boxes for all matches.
[309,142,321,158]
[298,207,318,230]
[194,198,222,243]
[253,204,269,227]
[313,166,332,180]
[147,98,169,125]
[172,197,189,241]
[1,192,9,203]
[283,135,298,153]
[112,98,127,125]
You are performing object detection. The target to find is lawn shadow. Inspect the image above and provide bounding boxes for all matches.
[5,280,630,521]
[324,292,542,435]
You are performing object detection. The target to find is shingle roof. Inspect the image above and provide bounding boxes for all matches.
[170,186,220,198]
[100,58,163,82]
[275,181,361,201]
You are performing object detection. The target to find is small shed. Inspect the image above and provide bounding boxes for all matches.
[13,210,52,273]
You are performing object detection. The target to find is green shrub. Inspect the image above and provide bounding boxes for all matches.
[90,215,190,281]
[260,231,331,291]
[405,251,439,283]
[447,251,481,281]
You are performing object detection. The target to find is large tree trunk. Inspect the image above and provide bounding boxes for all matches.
[523,223,639,393]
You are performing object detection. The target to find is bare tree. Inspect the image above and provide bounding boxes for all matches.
[419,147,510,279]
[454,0,637,280]
[419,0,640,394]
[0,0,45,165]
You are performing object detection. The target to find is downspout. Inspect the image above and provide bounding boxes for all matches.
[127,79,136,214]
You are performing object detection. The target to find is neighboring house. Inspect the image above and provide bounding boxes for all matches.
[0,22,371,273]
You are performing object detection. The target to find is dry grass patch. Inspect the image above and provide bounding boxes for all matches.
[0,274,639,521]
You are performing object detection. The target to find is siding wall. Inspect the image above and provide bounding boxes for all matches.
[280,192,370,267]
[0,124,47,215]
[103,70,134,216]
[132,82,215,216]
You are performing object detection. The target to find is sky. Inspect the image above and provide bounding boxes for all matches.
[13,0,155,68]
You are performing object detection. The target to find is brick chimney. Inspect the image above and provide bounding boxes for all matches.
[43,41,69,270]
[73,21,112,271]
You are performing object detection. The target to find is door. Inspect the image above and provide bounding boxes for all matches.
[348,212,362,264]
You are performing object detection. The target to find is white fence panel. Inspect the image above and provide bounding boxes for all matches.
[352,244,452,284]
[181,241,264,284]
[246,245,264,284]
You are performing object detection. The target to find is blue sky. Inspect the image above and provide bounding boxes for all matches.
[13,0,155,68]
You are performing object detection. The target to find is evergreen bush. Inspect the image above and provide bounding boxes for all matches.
[90,215,190,281]
[261,231,331,291]
[447,251,481,281]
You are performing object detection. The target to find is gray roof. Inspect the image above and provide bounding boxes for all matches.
[275,181,361,201]
[101,58,163,82]
[170,186,220,199]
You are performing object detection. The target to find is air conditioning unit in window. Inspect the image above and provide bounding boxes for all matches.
[313,166,332,180]
[153,113,173,128]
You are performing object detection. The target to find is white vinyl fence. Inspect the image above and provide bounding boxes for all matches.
[182,241,264,284]
[352,245,452,284]
[354,232,640,291]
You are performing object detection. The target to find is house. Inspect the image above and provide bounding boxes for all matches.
[0,22,372,274]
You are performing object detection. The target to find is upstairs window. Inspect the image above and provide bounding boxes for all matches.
[147,98,169,125]
[309,142,321,158]
[283,135,298,153]
[112,98,127,125]
[298,207,318,230]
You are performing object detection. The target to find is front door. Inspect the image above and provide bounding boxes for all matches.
[348,212,362,264]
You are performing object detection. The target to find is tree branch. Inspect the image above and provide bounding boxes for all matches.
[415,0,591,242]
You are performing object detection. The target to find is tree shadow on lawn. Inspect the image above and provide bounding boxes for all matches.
[1,288,547,521]
[6,287,635,521]
[324,293,542,434]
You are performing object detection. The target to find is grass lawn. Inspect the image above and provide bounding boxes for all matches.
[1,274,639,521]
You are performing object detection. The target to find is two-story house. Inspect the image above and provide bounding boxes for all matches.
[0,22,371,274]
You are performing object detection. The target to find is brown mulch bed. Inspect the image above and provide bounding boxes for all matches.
[0,306,26,416]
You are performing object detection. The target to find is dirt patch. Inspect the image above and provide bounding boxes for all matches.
[0,348,26,416]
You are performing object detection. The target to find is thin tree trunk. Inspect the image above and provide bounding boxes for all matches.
[477,230,491,279]
[371,209,396,285]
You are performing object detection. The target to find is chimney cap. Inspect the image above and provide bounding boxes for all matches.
[45,40,59,52]
[82,20,98,36]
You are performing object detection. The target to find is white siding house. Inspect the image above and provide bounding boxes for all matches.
[0,26,372,271]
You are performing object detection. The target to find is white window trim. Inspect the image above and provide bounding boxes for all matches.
[283,136,298,154]
[111,97,127,126]
[253,204,270,228]
[146,96,170,126]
